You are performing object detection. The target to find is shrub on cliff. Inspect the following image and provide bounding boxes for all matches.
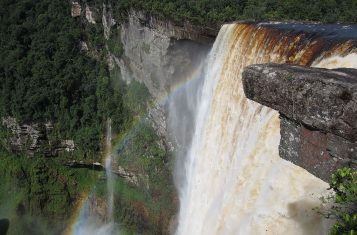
[325,168,357,235]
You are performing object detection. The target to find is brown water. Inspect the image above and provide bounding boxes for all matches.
[175,22,357,235]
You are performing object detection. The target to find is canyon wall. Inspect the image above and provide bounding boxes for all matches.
[116,9,216,96]
[243,64,357,181]
[115,10,216,142]
[71,1,217,142]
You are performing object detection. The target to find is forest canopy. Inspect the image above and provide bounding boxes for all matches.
[110,0,357,25]
[0,0,124,156]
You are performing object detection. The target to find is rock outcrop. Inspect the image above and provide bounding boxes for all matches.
[1,117,75,157]
[71,2,81,17]
[242,64,357,181]
[85,5,97,24]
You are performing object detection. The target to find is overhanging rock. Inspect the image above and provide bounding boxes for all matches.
[242,64,357,181]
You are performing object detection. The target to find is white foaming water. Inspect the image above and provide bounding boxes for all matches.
[175,23,356,235]
[76,223,116,235]
[74,202,117,235]
[312,53,357,69]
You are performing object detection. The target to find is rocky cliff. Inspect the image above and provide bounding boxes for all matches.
[115,10,215,141]
[242,64,357,181]
[116,9,216,94]
[1,117,75,157]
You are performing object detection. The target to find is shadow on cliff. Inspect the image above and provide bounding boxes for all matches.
[0,219,9,235]
[288,199,333,234]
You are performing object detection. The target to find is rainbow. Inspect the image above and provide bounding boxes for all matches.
[63,20,357,234]
[62,60,205,235]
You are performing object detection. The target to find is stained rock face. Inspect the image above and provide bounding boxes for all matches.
[242,64,357,181]
[279,116,355,181]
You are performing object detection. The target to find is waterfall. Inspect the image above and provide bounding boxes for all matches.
[175,23,357,235]
[105,119,114,221]
[73,119,118,235]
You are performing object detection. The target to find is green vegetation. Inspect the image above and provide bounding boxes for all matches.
[110,80,175,234]
[0,150,98,235]
[109,0,357,25]
[87,79,175,234]
[0,0,126,233]
[107,29,124,58]
[0,0,174,233]
[95,172,175,235]
[326,168,357,235]
[8,0,357,235]
[318,168,357,235]
[0,0,124,158]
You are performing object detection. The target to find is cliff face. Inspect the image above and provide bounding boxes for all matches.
[243,64,357,181]
[112,9,216,143]
[71,2,216,142]
[117,10,214,96]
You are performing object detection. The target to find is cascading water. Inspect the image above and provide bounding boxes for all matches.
[73,119,118,235]
[174,23,357,235]
[105,119,114,222]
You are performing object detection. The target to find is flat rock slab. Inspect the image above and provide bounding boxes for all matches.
[243,64,357,142]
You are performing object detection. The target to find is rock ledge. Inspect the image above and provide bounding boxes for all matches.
[243,64,357,181]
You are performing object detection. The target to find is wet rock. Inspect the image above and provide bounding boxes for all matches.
[115,165,140,186]
[118,10,214,97]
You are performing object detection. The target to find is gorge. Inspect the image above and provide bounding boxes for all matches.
[0,1,356,235]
